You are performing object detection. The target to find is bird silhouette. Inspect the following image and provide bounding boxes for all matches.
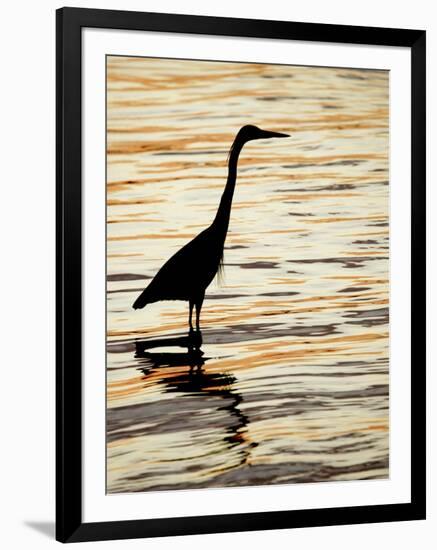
[133,125,289,334]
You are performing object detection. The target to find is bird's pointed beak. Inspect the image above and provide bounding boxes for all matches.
[258,130,290,139]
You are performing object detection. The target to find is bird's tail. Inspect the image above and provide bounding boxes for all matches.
[132,289,150,310]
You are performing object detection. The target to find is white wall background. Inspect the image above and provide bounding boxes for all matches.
[0,1,434,548]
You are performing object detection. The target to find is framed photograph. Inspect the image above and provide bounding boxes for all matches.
[56,7,426,543]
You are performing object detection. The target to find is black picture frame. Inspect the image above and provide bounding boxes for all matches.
[56,6,426,543]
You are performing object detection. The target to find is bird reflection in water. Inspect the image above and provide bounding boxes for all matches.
[134,335,257,459]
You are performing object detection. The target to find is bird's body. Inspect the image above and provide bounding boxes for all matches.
[133,224,223,307]
[133,125,288,333]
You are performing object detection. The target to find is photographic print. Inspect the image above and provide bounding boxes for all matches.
[105,55,389,494]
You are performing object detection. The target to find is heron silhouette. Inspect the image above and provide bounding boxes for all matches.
[133,125,289,334]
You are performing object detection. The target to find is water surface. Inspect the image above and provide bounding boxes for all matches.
[106,57,389,493]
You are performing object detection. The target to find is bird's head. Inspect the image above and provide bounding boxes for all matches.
[238,124,289,143]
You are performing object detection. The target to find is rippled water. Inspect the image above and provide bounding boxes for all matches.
[106,56,389,494]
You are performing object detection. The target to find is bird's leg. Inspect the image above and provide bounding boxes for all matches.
[188,301,194,334]
[195,295,204,333]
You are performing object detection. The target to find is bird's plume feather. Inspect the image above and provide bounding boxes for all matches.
[216,251,225,287]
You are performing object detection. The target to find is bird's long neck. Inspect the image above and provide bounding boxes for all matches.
[212,137,244,239]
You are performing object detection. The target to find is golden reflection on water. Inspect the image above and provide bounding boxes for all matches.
[106,56,389,493]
